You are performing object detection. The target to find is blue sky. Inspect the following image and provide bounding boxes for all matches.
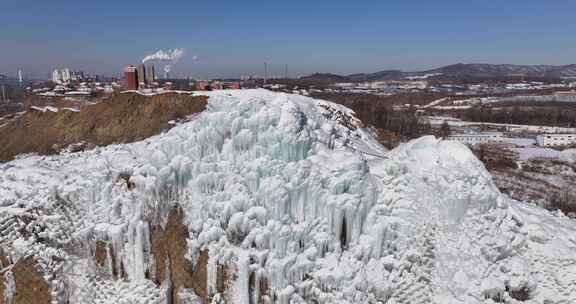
[1,0,575,79]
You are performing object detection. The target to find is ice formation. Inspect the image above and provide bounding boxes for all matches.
[0,89,575,303]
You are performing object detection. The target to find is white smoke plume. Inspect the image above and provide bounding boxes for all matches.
[164,64,172,74]
[142,48,185,63]
[141,48,198,78]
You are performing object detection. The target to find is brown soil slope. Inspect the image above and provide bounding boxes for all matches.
[151,208,209,303]
[0,256,50,304]
[0,92,207,162]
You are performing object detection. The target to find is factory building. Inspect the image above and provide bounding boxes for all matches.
[122,64,156,90]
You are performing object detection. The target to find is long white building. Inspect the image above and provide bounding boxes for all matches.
[536,134,576,147]
[446,132,504,145]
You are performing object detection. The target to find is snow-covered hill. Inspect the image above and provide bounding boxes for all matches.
[0,90,575,304]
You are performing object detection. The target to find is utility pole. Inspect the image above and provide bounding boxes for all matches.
[1,85,6,104]
[284,64,288,79]
[264,62,268,85]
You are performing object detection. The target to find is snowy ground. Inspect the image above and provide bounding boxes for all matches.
[502,137,536,147]
[0,89,575,303]
[422,94,576,110]
[503,138,576,162]
[428,116,576,133]
[512,147,562,161]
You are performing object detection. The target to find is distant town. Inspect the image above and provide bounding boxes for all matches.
[3,64,576,154]
[3,64,576,152]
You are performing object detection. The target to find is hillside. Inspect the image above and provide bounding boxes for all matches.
[301,63,576,83]
[0,92,207,162]
[298,73,351,84]
[429,63,576,78]
[347,70,404,82]
[0,90,575,303]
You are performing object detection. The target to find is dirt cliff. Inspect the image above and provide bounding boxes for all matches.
[0,92,207,162]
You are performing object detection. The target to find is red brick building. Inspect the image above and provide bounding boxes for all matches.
[224,82,241,90]
[123,65,138,90]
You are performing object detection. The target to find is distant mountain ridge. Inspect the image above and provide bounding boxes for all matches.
[301,63,576,82]
[299,73,350,83]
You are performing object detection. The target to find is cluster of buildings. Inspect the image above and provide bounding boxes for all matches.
[18,68,118,98]
[328,79,576,96]
[123,64,156,90]
[51,68,92,84]
[0,72,25,86]
[123,64,245,91]
[34,81,118,98]
[333,80,428,94]
[194,80,241,91]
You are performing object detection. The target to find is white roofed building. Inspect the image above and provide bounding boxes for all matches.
[446,132,504,145]
[536,134,576,147]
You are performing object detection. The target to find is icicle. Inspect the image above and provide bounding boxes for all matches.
[133,220,147,280]
[207,251,218,296]
[232,252,250,304]
[279,285,295,304]
[373,222,386,258]
[3,269,15,304]
[163,255,173,304]
[253,269,261,304]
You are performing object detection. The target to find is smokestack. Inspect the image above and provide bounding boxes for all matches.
[141,49,185,81]
[164,64,171,79]
[146,64,155,86]
[137,64,147,88]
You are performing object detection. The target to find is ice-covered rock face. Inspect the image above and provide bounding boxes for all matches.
[1,89,576,304]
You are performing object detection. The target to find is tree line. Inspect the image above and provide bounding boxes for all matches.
[461,104,576,128]
[311,92,440,147]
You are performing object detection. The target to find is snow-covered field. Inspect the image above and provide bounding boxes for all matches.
[1,90,575,303]
[423,94,576,110]
[512,147,561,161]
[503,137,536,147]
[428,116,576,134]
